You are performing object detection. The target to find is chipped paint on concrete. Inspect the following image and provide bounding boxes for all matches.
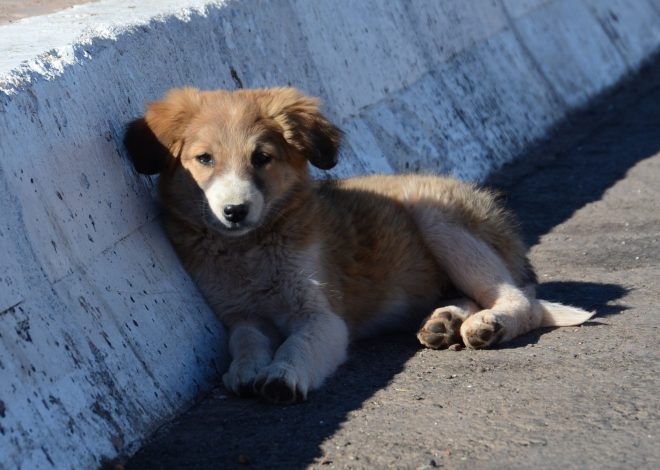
[1,0,659,467]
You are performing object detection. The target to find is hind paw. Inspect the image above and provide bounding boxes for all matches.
[417,307,464,349]
[460,311,505,349]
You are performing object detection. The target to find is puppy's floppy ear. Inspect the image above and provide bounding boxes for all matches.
[123,87,203,174]
[264,88,341,170]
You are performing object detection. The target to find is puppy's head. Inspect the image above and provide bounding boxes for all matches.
[124,87,341,236]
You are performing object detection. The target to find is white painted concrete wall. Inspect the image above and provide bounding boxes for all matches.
[1,0,659,467]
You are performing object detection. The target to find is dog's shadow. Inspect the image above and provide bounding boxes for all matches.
[128,334,420,469]
[146,287,629,469]
[535,281,629,318]
[503,281,629,349]
[128,278,629,469]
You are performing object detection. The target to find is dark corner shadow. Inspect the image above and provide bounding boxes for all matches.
[127,335,420,470]
[486,52,660,248]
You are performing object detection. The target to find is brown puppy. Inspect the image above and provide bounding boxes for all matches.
[124,87,592,404]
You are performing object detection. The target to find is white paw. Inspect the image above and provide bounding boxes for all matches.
[253,362,309,404]
[460,310,505,349]
[222,356,271,397]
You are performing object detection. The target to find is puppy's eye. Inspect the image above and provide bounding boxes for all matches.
[196,153,214,166]
[251,151,272,168]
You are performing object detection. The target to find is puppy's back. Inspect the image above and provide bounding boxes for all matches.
[330,174,535,287]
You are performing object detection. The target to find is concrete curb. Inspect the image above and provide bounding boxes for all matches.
[1,0,659,467]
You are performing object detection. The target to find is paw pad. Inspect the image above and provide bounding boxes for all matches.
[462,316,504,349]
[417,308,463,349]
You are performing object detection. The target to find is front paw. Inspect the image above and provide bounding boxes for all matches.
[222,357,271,397]
[253,363,308,405]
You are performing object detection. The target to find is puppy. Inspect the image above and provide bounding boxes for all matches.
[124,87,592,404]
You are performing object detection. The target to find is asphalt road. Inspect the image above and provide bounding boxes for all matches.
[0,0,97,24]
[125,56,660,470]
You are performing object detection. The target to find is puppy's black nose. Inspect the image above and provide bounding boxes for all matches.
[223,204,249,223]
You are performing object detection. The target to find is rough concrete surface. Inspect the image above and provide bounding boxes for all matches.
[126,57,660,470]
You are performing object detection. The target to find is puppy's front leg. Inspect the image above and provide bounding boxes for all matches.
[223,322,275,397]
[254,311,348,404]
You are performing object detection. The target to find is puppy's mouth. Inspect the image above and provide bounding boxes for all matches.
[219,221,256,236]
[205,215,257,237]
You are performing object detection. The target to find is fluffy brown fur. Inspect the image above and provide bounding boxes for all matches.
[124,87,592,404]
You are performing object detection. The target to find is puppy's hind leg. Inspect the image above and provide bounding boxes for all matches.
[411,205,539,349]
[417,298,480,349]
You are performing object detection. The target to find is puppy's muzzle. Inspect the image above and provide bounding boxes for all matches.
[223,203,249,224]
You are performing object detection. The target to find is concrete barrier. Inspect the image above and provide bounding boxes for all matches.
[1,0,659,467]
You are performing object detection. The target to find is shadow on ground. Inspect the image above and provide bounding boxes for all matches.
[536,281,629,317]
[127,335,420,469]
[126,56,660,470]
[491,280,629,350]
[487,52,660,248]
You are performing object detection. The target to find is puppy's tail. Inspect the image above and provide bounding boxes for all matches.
[538,300,595,327]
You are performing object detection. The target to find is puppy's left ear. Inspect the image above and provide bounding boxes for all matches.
[265,88,342,170]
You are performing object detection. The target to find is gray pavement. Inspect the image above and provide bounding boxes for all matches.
[0,0,97,24]
[125,57,660,470]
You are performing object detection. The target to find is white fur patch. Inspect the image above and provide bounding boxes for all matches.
[205,172,265,228]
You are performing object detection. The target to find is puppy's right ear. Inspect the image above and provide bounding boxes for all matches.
[123,87,203,175]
